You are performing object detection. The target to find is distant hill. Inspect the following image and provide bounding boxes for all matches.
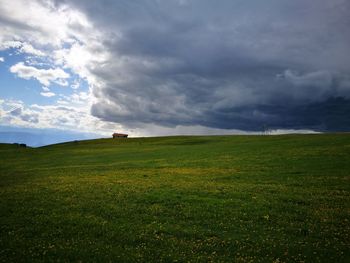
[0,127,102,147]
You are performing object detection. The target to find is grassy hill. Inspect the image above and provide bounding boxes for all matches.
[0,134,349,262]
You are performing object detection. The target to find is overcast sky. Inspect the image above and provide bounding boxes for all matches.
[1,0,349,140]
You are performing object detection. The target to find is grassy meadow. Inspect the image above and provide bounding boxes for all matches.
[0,134,349,262]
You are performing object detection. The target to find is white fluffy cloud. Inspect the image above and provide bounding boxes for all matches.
[0,0,92,47]
[0,57,4,62]
[20,42,45,56]
[0,41,45,56]
[40,92,56,97]
[0,0,113,135]
[0,0,103,88]
[10,62,70,86]
[0,97,119,135]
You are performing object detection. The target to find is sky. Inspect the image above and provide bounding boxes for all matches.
[1,0,350,145]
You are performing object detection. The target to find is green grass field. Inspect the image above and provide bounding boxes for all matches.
[0,134,349,262]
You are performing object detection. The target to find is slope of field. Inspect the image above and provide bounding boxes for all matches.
[0,134,349,262]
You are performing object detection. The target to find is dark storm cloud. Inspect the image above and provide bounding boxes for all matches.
[59,0,350,131]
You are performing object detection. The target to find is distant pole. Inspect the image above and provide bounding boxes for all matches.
[262,124,269,135]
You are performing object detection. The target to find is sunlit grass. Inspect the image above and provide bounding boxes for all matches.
[0,134,349,262]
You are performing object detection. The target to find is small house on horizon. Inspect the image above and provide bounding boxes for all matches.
[112,133,128,138]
